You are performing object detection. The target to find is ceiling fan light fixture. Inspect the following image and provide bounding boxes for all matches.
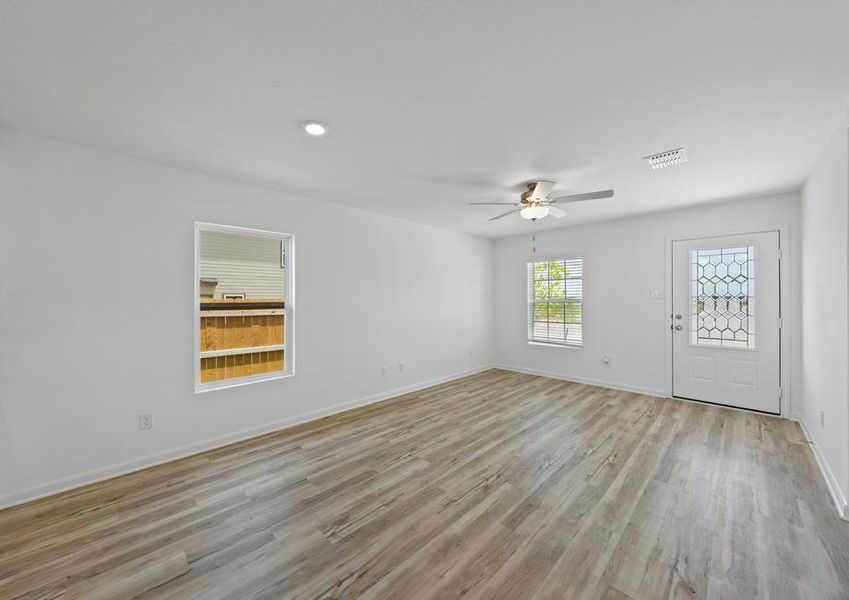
[520,205,549,220]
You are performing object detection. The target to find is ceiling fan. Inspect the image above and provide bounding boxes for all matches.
[469,181,614,221]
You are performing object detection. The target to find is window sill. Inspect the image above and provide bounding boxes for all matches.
[195,371,294,394]
[528,341,583,349]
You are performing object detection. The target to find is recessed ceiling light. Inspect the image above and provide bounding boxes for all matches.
[302,121,327,136]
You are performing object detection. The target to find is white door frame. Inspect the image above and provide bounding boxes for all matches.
[664,224,792,416]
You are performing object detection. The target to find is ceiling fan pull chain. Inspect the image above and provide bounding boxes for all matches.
[532,221,537,254]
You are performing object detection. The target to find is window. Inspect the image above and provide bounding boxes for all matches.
[527,257,583,346]
[691,246,754,348]
[194,223,294,392]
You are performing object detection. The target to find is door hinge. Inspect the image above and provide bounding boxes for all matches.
[777,248,782,260]
[779,386,783,399]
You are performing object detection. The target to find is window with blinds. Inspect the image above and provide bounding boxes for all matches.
[527,257,583,346]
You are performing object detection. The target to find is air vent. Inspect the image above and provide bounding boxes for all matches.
[644,147,688,170]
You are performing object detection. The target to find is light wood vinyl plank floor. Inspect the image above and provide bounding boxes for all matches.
[1,369,847,599]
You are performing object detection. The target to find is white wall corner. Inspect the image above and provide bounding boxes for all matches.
[798,417,849,521]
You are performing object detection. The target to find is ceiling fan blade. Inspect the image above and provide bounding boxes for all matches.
[549,189,614,204]
[489,208,520,221]
[548,206,567,218]
[468,202,520,206]
[530,181,555,199]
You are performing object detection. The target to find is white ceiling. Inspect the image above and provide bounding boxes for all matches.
[2,1,848,237]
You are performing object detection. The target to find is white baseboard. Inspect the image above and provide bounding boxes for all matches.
[0,365,494,511]
[495,364,668,398]
[798,418,849,521]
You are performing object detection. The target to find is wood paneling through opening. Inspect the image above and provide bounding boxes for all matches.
[199,299,285,383]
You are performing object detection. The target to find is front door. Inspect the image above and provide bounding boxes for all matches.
[671,231,781,414]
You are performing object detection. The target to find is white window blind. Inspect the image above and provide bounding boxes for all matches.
[527,257,583,346]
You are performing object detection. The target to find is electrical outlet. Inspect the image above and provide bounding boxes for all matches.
[398,363,405,373]
[602,355,611,366]
[820,410,825,428]
[649,290,662,300]
[138,414,153,431]
[381,366,388,377]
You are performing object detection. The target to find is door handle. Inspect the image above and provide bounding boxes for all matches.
[674,325,683,331]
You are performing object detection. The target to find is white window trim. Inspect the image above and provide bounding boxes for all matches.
[527,254,584,348]
[194,222,296,393]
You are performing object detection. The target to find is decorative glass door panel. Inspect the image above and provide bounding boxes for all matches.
[690,246,755,349]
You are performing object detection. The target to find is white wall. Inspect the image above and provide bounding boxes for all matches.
[800,111,849,516]
[0,130,494,507]
[494,193,801,408]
